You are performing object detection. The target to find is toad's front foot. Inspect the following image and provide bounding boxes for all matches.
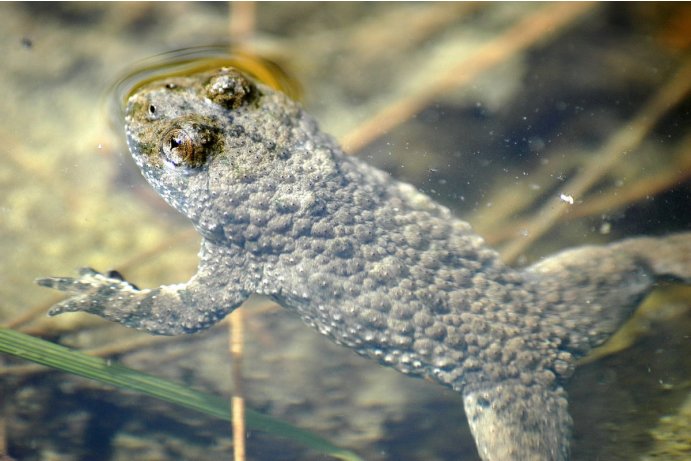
[36,267,140,317]
[37,264,247,335]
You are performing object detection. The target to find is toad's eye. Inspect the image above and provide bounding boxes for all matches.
[160,122,213,168]
[205,68,258,109]
[162,128,193,166]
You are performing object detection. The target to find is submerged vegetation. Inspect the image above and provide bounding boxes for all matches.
[0,326,363,461]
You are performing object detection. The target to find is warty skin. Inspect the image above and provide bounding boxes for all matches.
[38,68,691,460]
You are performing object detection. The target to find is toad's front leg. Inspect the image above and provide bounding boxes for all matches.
[37,242,254,335]
[36,267,243,335]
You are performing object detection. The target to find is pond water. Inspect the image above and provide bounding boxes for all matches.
[1,3,690,461]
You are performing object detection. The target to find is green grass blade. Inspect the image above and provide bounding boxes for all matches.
[0,326,364,461]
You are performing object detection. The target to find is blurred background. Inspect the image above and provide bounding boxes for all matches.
[1,3,690,460]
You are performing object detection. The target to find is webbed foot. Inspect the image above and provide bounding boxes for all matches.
[36,267,140,317]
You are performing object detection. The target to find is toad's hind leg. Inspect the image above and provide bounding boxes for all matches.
[527,232,691,357]
[463,381,570,461]
[610,232,691,283]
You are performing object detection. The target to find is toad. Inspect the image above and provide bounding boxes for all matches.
[38,67,691,460]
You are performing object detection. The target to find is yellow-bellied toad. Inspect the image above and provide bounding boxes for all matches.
[38,67,691,461]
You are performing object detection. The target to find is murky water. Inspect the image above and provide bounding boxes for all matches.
[1,3,689,460]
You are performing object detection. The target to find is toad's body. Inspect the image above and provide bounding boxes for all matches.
[39,68,691,460]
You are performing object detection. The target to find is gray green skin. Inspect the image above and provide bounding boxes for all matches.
[37,68,691,461]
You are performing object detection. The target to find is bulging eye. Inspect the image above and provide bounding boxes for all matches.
[160,120,214,168]
[205,69,257,109]
[162,128,196,167]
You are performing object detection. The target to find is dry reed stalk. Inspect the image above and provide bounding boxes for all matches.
[501,59,691,263]
[227,5,254,460]
[483,143,691,247]
[229,309,246,461]
[229,1,256,45]
[340,2,596,153]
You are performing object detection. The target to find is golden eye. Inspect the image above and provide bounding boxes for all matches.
[205,69,257,109]
[161,126,205,168]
